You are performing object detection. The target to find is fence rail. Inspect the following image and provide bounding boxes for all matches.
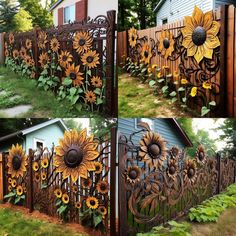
[117,5,236,118]
[3,11,117,116]
[118,123,236,235]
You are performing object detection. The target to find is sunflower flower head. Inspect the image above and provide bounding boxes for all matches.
[81,50,100,69]
[86,196,99,209]
[73,31,93,54]
[54,188,62,198]
[65,63,84,87]
[202,81,212,90]
[128,27,138,48]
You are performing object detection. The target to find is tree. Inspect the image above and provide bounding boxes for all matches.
[13,8,33,32]
[63,119,83,131]
[218,119,236,158]
[18,0,53,29]
[0,0,19,32]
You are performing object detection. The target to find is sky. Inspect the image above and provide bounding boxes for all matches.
[192,118,226,151]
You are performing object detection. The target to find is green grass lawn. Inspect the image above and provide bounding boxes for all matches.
[118,73,197,118]
[0,66,103,118]
[0,207,87,236]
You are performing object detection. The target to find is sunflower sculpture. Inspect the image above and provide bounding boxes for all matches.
[170,146,180,159]
[196,144,207,164]
[7,144,28,178]
[98,206,107,216]
[86,196,99,209]
[58,51,73,68]
[38,31,48,49]
[166,159,178,180]
[184,159,197,184]
[94,162,103,174]
[125,166,141,185]
[158,30,175,59]
[9,33,14,44]
[140,43,152,65]
[182,6,220,64]
[96,180,109,194]
[65,63,84,87]
[81,50,100,69]
[54,129,99,183]
[25,39,32,49]
[39,52,50,68]
[50,38,60,52]
[81,177,92,189]
[73,31,93,54]
[20,47,27,59]
[128,27,138,48]
[91,76,102,88]
[139,131,167,169]
[85,91,96,104]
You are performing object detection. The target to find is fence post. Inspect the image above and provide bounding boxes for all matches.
[1,153,7,202]
[105,10,116,117]
[216,153,221,194]
[33,27,39,79]
[27,149,34,212]
[0,33,5,65]
[0,153,3,201]
[110,126,117,235]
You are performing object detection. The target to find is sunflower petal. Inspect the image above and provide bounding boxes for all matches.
[187,43,197,57]
[203,10,214,31]
[194,46,204,63]
[182,35,192,49]
[207,21,220,37]
[192,6,204,26]
[205,36,220,49]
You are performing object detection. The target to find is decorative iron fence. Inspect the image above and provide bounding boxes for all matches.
[1,127,117,235]
[118,123,236,235]
[3,11,117,116]
[117,6,229,118]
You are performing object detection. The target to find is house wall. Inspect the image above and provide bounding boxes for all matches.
[53,0,117,26]
[118,118,187,149]
[25,123,65,153]
[155,0,213,26]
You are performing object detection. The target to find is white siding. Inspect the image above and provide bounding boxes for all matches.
[156,0,214,26]
[53,0,118,26]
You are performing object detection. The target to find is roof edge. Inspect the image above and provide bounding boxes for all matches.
[49,0,64,12]
[154,0,166,12]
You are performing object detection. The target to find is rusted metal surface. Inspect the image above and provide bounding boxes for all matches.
[118,123,236,235]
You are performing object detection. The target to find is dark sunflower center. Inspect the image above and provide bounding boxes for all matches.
[100,208,105,212]
[42,59,47,65]
[169,166,176,175]
[84,180,89,186]
[199,151,204,161]
[129,170,138,179]
[64,147,83,168]
[132,35,135,41]
[192,26,206,46]
[12,155,21,170]
[100,184,106,191]
[62,55,68,61]
[53,43,57,48]
[90,200,95,206]
[87,56,94,63]
[163,38,170,49]
[70,72,77,80]
[79,38,86,46]
[188,168,195,178]
[148,144,161,158]
[144,51,149,58]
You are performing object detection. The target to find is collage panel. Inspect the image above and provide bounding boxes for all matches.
[0,0,236,236]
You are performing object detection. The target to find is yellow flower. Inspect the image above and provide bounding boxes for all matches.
[173,71,179,79]
[33,162,39,172]
[152,64,158,69]
[8,185,12,192]
[41,158,49,168]
[75,201,82,209]
[86,196,99,209]
[157,72,162,78]
[54,189,62,198]
[181,78,188,85]
[16,185,23,196]
[202,81,212,90]
[62,193,69,204]
[41,172,47,180]
[140,43,152,65]
[128,27,138,48]
[190,87,197,97]
[94,162,103,174]
[182,6,220,63]
[98,206,107,216]
[11,179,17,188]
[158,30,175,59]
[8,178,12,184]
[148,67,152,74]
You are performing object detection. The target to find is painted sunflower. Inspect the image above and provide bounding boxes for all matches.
[9,33,14,44]
[91,76,102,88]
[41,158,49,168]
[98,206,107,216]
[182,6,220,63]
[65,63,84,87]
[96,180,109,194]
[139,132,167,169]
[75,201,82,209]
[181,78,189,85]
[4,42,8,49]
[39,52,50,68]
[128,27,138,48]
[16,185,24,196]
[33,162,39,172]
[81,50,100,69]
[81,178,92,189]
[158,30,175,59]
[72,185,78,193]
[166,159,178,180]
[13,50,19,59]
[184,159,197,184]
[54,129,99,183]
[86,196,99,209]
[11,179,17,188]
[196,144,207,164]
[34,173,41,182]
[94,162,103,174]
[8,185,12,192]
[7,144,27,178]
[8,178,12,184]
[190,87,197,97]
[25,39,32,49]
[140,43,152,65]
[170,146,180,159]
[202,81,212,89]
[58,50,73,68]
[30,58,35,67]
[125,166,141,185]
[85,91,96,104]
[41,172,47,181]
[38,31,48,49]
[62,193,69,204]
[24,55,32,66]
[20,47,27,59]
[5,50,9,57]
[54,188,62,198]
[73,31,93,54]
[50,38,60,52]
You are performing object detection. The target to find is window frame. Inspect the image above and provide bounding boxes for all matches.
[63,4,76,24]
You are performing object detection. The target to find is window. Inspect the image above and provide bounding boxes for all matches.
[33,138,45,150]
[64,5,75,24]
[162,18,168,25]
[135,118,154,130]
